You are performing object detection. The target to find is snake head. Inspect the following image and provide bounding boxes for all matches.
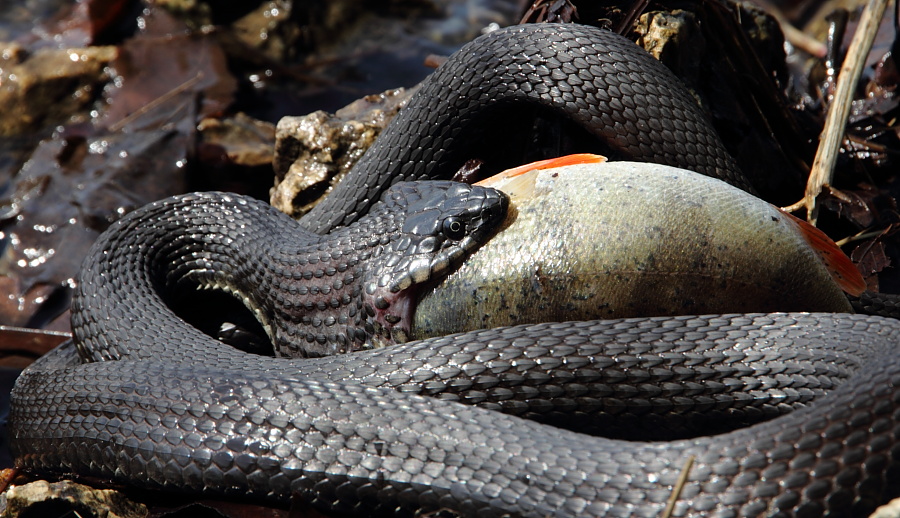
[361,180,509,347]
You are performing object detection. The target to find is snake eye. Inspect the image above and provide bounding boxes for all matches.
[441,216,466,240]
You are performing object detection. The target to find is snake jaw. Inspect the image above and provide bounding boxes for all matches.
[354,181,509,348]
[365,284,415,347]
[363,243,474,347]
[360,235,467,347]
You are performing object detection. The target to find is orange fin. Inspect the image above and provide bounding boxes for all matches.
[475,153,606,186]
[779,208,866,296]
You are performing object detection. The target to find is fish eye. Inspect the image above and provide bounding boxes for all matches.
[441,216,466,240]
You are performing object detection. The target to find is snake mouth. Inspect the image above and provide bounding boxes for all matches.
[362,232,496,348]
[363,229,507,348]
[361,184,510,348]
[366,285,415,346]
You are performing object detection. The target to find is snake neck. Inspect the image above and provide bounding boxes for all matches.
[72,184,507,361]
[180,210,410,358]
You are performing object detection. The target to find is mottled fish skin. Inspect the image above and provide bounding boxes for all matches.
[414,162,853,338]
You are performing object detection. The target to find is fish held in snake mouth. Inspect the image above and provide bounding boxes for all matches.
[480,153,865,298]
[414,161,859,338]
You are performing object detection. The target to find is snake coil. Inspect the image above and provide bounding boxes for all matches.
[10,23,900,518]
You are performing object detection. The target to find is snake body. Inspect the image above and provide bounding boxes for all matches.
[10,23,900,518]
[299,23,752,234]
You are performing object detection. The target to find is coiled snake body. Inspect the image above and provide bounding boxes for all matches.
[10,23,900,518]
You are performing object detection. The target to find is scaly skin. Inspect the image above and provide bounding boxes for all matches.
[11,313,900,517]
[300,23,751,234]
[11,23,900,518]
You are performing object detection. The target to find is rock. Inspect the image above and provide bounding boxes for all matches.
[1,479,147,518]
[871,497,900,518]
[0,44,117,136]
[198,113,276,168]
[196,113,276,197]
[230,0,301,62]
[271,86,416,217]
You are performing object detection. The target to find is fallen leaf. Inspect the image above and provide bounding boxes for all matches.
[97,8,236,134]
[851,234,893,291]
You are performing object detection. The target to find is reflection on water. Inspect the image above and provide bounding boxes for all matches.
[0,0,71,41]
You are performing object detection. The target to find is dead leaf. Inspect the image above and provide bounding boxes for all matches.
[19,0,132,49]
[0,325,70,369]
[851,233,894,291]
[97,8,236,134]
[819,184,883,228]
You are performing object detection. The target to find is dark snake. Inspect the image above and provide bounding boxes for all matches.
[10,23,900,518]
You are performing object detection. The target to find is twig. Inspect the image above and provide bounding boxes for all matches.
[790,0,890,224]
[662,455,695,518]
[780,19,828,57]
[614,0,650,35]
[834,226,893,246]
[752,0,827,57]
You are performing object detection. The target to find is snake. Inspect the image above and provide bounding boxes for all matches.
[9,23,900,518]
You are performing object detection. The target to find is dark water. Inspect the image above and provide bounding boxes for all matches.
[0,368,19,469]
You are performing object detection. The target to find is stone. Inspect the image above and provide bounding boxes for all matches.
[271,86,416,217]
[0,44,117,136]
[1,479,147,518]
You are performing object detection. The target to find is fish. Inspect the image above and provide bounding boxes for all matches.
[412,159,862,338]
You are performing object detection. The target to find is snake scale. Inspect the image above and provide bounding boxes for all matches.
[10,23,900,518]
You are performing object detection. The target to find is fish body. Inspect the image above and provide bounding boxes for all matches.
[413,161,853,338]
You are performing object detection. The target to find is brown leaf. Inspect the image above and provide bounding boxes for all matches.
[0,130,190,327]
[819,184,882,228]
[97,9,236,134]
[19,0,131,49]
[851,234,893,291]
